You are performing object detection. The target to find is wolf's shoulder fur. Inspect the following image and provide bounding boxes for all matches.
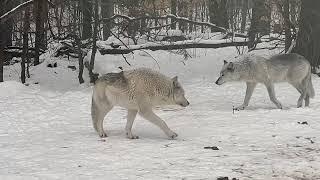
[96,71,127,88]
[123,68,174,94]
[125,68,172,83]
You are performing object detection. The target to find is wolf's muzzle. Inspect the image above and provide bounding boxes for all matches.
[180,100,190,107]
[215,77,221,85]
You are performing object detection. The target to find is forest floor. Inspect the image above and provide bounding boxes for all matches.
[1,46,320,180]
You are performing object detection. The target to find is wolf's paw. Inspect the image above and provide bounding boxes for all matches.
[234,105,246,111]
[167,131,178,139]
[126,132,139,139]
[98,131,108,138]
[297,102,303,108]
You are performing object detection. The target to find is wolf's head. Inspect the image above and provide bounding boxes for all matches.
[172,76,189,107]
[215,60,239,85]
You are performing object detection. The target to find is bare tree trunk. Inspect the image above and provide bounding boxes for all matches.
[89,0,99,83]
[240,0,248,33]
[101,0,114,40]
[178,1,187,32]
[75,36,84,84]
[188,0,193,33]
[201,1,205,33]
[0,39,4,82]
[34,0,47,66]
[0,2,5,82]
[0,0,14,82]
[248,0,270,49]
[171,0,177,29]
[21,7,31,84]
[283,0,292,52]
[81,0,92,40]
[293,0,320,71]
[70,1,84,84]
[208,0,229,32]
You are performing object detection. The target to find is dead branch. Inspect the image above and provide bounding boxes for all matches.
[98,40,249,55]
[0,0,55,24]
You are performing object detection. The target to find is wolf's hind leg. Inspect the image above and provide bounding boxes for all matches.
[305,95,310,107]
[92,98,113,137]
[235,82,257,110]
[125,110,139,139]
[96,105,112,137]
[265,83,282,109]
[139,107,177,139]
[291,83,306,108]
[297,81,308,108]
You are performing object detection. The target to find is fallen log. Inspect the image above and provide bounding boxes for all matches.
[98,39,249,55]
[4,46,45,57]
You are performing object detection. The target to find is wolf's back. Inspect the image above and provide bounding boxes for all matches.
[96,71,128,88]
[125,68,172,94]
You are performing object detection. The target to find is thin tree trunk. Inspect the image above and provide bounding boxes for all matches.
[101,0,114,40]
[201,1,205,33]
[21,7,30,84]
[75,36,84,84]
[0,4,4,82]
[240,0,248,33]
[0,39,3,82]
[89,0,99,83]
[34,0,47,66]
[81,0,92,40]
[0,0,16,81]
[208,0,229,32]
[171,0,177,29]
[188,0,193,33]
[71,1,84,84]
[283,0,292,52]
[248,0,270,49]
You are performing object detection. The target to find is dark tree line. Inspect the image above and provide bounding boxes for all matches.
[0,0,319,83]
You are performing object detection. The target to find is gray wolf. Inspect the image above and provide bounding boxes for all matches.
[91,68,189,139]
[215,53,315,110]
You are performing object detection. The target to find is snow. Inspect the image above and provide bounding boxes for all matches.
[1,46,320,179]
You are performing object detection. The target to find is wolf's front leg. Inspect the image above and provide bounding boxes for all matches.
[235,82,257,110]
[125,110,139,139]
[139,107,178,139]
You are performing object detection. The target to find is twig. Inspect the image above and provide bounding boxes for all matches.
[139,49,160,69]
[121,54,131,66]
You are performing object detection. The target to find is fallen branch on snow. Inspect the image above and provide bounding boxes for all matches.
[98,39,249,55]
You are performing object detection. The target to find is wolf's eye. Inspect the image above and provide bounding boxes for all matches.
[221,74,224,77]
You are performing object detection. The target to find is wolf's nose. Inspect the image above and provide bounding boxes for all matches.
[215,80,219,85]
[187,101,190,105]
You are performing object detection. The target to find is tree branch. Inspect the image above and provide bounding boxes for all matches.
[0,0,34,23]
[98,40,249,55]
[0,0,55,24]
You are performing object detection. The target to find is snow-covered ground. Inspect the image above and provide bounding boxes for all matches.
[1,47,320,180]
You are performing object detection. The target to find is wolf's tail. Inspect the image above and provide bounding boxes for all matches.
[306,66,315,98]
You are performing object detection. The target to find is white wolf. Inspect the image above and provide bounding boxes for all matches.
[215,53,315,110]
[91,68,189,139]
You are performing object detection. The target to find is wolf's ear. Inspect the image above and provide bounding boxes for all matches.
[172,76,178,86]
[227,62,234,71]
[224,60,228,65]
[172,76,178,82]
